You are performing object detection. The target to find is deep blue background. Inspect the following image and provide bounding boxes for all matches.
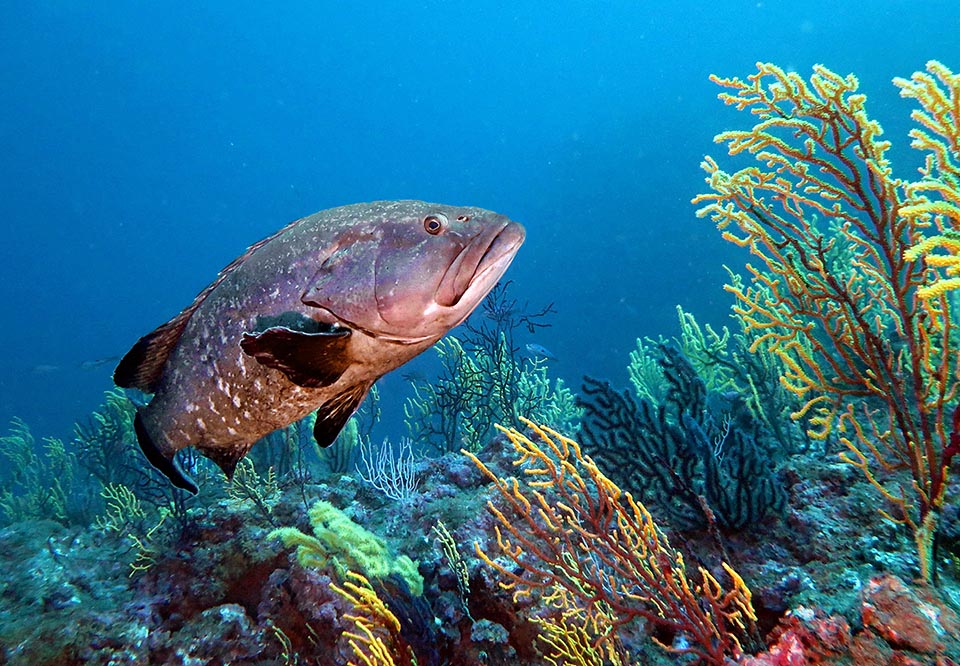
[1,1,958,441]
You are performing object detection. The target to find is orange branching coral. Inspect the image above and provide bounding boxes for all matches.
[693,61,960,583]
[330,572,414,666]
[465,418,756,665]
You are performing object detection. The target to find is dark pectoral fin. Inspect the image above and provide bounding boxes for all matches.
[313,381,373,448]
[240,325,351,388]
[134,410,199,494]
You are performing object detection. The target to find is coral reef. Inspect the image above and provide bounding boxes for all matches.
[0,415,957,664]
[0,418,77,525]
[0,61,958,666]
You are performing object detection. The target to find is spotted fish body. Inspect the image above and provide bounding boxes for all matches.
[115,200,524,492]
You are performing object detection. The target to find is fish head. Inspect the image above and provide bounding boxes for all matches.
[303,201,524,343]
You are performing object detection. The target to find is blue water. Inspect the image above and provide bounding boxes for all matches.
[1,1,957,441]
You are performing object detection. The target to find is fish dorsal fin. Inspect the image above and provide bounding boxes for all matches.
[313,382,373,448]
[240,326,352,388]
[114,216,307,392]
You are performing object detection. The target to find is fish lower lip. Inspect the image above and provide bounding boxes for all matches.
[473,224,525,283]
[435,220,525,308]
[453,221,525,305]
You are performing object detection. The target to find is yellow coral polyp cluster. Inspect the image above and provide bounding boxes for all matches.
[904,233,960,298]
[270,500,423,596]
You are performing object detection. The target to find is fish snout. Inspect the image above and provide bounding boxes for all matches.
[437,218,525,308]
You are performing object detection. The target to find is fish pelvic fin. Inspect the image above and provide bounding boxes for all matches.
[313,381,374,448]
[133,410,199,494]
[240,325,352,388]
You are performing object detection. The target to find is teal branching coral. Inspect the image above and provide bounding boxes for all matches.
[629,305,735,403]
[0,417,78,526]
[628,336,669,406]
[630,303,810,455]
[73,387,138,488]
[270,500,424,596]
[94,482,170,576]
[404,282,578,454]
[404,334,580,453]
[95,482,146,534]
[226,457,280,526]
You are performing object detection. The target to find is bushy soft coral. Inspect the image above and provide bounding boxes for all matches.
[270,500,423,596]
[0,418,78,525]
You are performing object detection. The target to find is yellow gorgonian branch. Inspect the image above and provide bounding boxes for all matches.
[695,61,960,583]
[331,571,414,666]
[465,419,756,665]
[904,231,960,298]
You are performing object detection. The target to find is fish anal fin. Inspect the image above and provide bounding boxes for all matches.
[241,326,352,388]
[202,444,248,480]
[313,382,373,448]
[133,410,199,494]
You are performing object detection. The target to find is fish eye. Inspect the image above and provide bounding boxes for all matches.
[424,214,447,235]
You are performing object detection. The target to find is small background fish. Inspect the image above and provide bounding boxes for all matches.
[523,342,557,361]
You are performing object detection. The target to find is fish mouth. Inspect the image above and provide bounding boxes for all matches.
[437,220,526,309]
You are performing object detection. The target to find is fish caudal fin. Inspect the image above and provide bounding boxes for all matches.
[134,410,199,494]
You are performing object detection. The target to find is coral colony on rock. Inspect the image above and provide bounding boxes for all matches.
[2,62,960,666]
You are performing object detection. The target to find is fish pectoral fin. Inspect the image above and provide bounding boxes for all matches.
[134,410,199,494]
[313,381,373,448]
[240,325,351,388]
